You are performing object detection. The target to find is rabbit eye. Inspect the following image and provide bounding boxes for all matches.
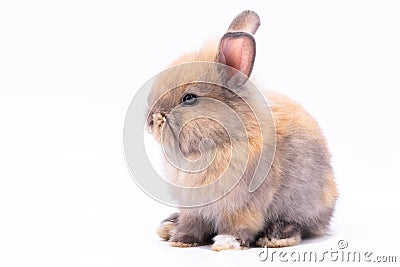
[181,93,198,106]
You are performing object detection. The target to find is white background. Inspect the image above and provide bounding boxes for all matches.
[1,0,399,266]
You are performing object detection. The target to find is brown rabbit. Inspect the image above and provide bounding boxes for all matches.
[147,10,338,250]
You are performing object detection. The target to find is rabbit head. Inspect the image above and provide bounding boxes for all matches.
[145,11,273,195]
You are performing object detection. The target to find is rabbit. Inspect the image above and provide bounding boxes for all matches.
[146,10,338,251]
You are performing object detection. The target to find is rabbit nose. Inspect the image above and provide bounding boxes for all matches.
[159,110,168,117]
[147,110,168,130]
[152,112,166,127]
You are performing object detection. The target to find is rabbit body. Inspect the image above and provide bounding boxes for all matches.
[147,11,338,250]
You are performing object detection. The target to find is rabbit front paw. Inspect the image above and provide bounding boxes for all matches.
[211,235,243,251]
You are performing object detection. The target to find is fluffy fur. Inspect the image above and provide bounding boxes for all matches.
[148,10,338,250]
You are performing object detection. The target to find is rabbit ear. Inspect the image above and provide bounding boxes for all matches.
[218,32,256,82]
[227,10,260,35]
[217,11,260,85]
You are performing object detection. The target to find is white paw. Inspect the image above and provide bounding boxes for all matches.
[211,235,241,251]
